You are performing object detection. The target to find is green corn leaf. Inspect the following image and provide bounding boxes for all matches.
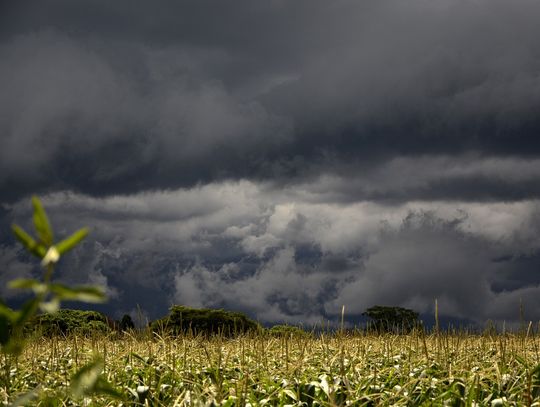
[11,224,47,258]
[11,224,35,249]
[49,284,106,303]
[0,301,18,322]
[8,388,40,407]
[92,377,125,400]
[32,196,53,246]
[283,388,298,401]
[14,297,40,326]
[3,299,38,356]
[56,227,89,255]
[70,357,124,400]
[2,338,24,355]
[514,354,528,367]
[70,357,104,398]
[8,278,47,295]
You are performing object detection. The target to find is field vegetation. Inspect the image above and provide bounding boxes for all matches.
[3,328,540,405]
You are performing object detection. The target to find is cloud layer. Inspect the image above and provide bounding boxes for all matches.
[4,184,540,325]
[1,0,540,325]
[2,1,540,200]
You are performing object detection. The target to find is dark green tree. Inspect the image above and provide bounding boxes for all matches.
[267,324,312,338]
[120,314,135,331]
[362,305,419,333]
[30,309,111,337]
[151,305,261,337]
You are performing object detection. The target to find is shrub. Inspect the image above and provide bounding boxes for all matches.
[267,324,312,338]
[120,314,135,331]
[29,309,111,337]
[151,305,261,337]
[362,305,419,334]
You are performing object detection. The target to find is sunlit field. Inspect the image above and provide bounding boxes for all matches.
[3,330,540,406]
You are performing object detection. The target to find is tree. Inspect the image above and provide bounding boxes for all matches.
[120,314,135,331]
[267,324,312,338]
[151,305,262,337]
[362,305,419,333]
[30,309,111,337]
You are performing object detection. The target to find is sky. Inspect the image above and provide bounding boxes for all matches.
[1,0,540,327]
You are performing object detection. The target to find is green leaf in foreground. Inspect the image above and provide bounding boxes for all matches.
[8,279,47,295]
[49,284,106,303]
[11,224,47,258]
[70,357,124,400]
[32,196,53,246]
[0,299,39,355]
[14,298,40,327]
[56,227,89,255]
[8,388,40,407]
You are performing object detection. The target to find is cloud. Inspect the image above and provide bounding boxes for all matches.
[3,183,539,324]
[326,212,498,319]
[1,1,540,202]
[284,155,540,204]
[2,0,540,326]
[0,245,35,300]
[0,31,291,201]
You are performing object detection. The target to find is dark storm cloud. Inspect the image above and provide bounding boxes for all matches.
[2,1,540,326]
[3,186,540,324]
[287,156,540,204]
[2,0,540,202]
[0,29,291,201]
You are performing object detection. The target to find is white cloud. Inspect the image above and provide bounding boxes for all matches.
[6,179,540,323]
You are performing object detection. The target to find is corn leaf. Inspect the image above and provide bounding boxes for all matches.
[8,389,39,407]
[32,196,53,246]
[0,300,18,322]
[70,358,104,398]
[11,224,47,258]
[8,278,47,294]
[70,358,123,399]
[56,227,89,255]
[49,284,106,303]
[14,298,40,326]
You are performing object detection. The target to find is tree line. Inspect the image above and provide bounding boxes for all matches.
[23,305,420,337]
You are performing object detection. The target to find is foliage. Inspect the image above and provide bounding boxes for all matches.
[120,313,135,331]
[4,331,540,405]
[29,309,112,337]
[151,305,262,337]
[363,305,420,333]
[267,324,312,338]
[0,196,122,403]
[1,197,105,354]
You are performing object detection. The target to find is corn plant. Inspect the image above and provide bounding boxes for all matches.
[0,196,122,404]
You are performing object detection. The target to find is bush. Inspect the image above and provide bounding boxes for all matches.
[151,305,261,337]
[267,324,312,338]
[29,309,112,337]
[362,305,419,334]
[119,314,135,331]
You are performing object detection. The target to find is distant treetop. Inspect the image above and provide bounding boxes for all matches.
[362,305,419,333]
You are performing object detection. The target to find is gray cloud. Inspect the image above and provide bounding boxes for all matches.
[3,184,539,324]
[2,1,540,326]
[1,1,540,202]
